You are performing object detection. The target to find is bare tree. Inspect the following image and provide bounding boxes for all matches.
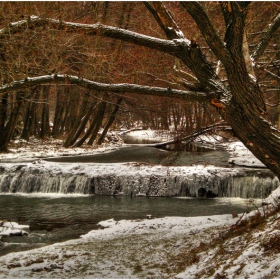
[1,2,280,177]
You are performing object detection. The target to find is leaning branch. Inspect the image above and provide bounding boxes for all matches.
[180,2,231,67]
[0,15,230,101]
[0,74,213,102]
[142,121,232,148]
[0,16,178,55]
[145,2,186,40]
[263,68,280,81]
[252,13,280,60]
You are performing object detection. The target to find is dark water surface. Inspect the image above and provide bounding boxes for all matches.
[0,194,260,257]
[44,145,231,167]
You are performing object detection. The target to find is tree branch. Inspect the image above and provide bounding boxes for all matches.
[221,2,248,58]
[141,121,231,148]
[263,68,280,81]
[144,2,185,40]
[252,13,280,60]
[144,2,231,104]
[180,2,231,67]
[0,74,213,102]
[0,16,177,55]
[0,15,230,103]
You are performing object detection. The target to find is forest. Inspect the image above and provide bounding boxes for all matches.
[0,2,280,174]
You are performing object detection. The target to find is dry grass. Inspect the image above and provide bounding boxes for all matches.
[183,200,280,278]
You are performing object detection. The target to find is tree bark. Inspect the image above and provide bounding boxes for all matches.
[0,92,25,151]
[0,93,8,140]
[63,91,90,148]
[87,98,107,145]
[73,96,107,147]
[20,88,40,140]
[39,86,50,139]
[52,90,65,138]
[70,101,97,147]
[97,97,122,145]
[0,74,211,102]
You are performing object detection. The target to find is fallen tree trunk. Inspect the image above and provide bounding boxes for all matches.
[123,121,232,149]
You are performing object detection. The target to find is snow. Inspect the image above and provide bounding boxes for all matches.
[264,184,280,206]
[0,157,240,178]
[0,215,239,278]
[226,141,266,167]
[0,221,29,239]
[0,209,279,278]
[0,133,280,278]
[120,128,173,142]
[0,131,266,169]
[81,215,236,240]
[0,137,120,161]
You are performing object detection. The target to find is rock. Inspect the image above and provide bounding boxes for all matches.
[261,202,271,206]
[32,267,44,272]
[232,211,238,218]
[147,215,154,219]
[50,263,62,269]
[136,192,146,197]
[7,263,21,269]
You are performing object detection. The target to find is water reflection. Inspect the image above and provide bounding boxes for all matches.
[0,194,260,256]
[44,145,231,167]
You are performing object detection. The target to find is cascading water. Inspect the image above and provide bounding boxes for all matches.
[0,162,278,198]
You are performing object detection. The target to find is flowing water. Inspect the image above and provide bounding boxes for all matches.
[0,140,270,257]
[43,144,231,167]
[0,194,260,257]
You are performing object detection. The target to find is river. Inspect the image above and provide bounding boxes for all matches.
[0,140,268,257]
[0,194,260,257]
[43,143,231,167]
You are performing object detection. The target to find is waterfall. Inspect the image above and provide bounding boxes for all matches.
[0,163,278,198]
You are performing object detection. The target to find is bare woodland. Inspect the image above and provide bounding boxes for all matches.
[0,2,280,175]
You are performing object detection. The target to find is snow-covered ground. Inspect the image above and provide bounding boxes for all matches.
[0,221,29,239]
[0,206,280,278]
[0,215,242,278]
[0,131,279,278]
[0,130,266,168]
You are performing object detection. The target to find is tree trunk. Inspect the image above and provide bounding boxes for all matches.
[0,93,8,141]
[0,92,25,152]
[63,91,90,148]
[52,90,65,138]
[39,86,50,139]
[21,88,40,140]
[73,114,97,147]
[63,89,81,134]
[70,101,97,147]
[223,85,280,176]
[87,99,107,145]
[97,97,122,144]
[275,46,280,129]
[73,95,108,147]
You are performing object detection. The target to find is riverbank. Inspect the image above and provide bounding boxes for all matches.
[0,130,266,168]
[0,133,276,198]
[0,214,246,278]
[0,195,280,278]
[0,132,280,278]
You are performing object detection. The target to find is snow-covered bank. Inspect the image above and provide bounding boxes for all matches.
[0,221,29,239]
[0,131,266,169]
[0,134,280,278]
[0,214,241,278]
[0,136,278,198]
[0,203,280,279]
